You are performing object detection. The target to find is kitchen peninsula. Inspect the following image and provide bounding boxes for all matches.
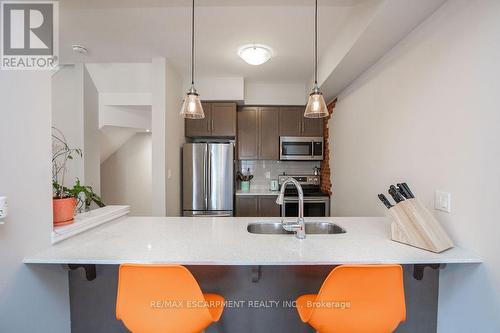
[24,216,481,333]
[24,216,480,266]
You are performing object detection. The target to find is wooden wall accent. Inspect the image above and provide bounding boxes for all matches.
[320,98,337,195]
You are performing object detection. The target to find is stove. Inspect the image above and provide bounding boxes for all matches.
[278,174,330,217]
[278,175,328,196]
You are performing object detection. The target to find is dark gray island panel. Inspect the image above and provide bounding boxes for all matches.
[69,265,438,333]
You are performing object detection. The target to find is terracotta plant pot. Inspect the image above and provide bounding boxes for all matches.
[53,197,77,227]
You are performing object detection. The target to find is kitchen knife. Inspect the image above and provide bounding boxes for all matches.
[398,183,415,198]
[377,194,393,209]
[388,185,405,203]
[397,184,411,199]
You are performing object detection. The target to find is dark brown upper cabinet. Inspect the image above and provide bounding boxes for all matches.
[279,106,323,137]
[185,102,211,137]
[259,107,280,159]
[279,107,303,136]
[237,107,279,160]
[211,103,237,136]
[237,107,259,159]
[185,102,236,137]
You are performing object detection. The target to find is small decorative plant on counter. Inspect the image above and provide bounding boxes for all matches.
[52,127,105,226]
[237,168,254,192]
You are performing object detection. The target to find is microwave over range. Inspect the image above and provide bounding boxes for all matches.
[280,136,324,161]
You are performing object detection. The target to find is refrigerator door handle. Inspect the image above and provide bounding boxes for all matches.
[207,149,211,208]
[204,147,208,209]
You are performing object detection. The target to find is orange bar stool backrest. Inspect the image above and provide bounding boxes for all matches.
[116,264,224,333]
[296,265,406,333]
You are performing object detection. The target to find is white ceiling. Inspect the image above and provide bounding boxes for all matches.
[59,0,369,83]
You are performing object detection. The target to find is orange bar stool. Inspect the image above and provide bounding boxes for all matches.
[296,265,406,333]
[116,264,224,333]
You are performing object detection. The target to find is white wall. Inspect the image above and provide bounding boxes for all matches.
[98,92,152,131]
[83,67,101,194]
[0,72,70,331]
[165,62,185,216]
[52,64,102,194]
[52,65,85,185]
[85,63,152,93]
[99,105,152,130]
[330,1,500,331]
[195,77,244,102]
[151,58,167,216]
[99,126,138,163]
[100,133,152,215]
[244,82,307,105]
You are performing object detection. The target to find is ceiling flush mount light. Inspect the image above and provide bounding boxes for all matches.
[304,0,328,118]
[180,0,204,119]
[238,44,273,66]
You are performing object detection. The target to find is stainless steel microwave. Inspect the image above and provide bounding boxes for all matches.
[279,136,324,161]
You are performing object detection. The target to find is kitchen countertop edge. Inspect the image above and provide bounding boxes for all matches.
[23,216,483,266]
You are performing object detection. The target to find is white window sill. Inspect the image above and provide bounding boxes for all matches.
[52,205,130,244]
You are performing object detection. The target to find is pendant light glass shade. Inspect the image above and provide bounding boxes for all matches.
[304,85,328,118]
[304,0,328,119]
[180,87,204,119]
[181,0,204,119]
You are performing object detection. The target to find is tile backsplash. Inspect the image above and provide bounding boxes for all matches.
[237,160,320,187]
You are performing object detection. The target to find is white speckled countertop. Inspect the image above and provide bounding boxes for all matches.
[24,217,482,265]
[235,185,280,196]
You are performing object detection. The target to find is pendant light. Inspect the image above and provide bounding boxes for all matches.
[180,0,204,119]
[304,0,328,118]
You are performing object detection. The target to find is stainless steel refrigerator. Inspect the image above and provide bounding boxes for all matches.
[183,143,234,217]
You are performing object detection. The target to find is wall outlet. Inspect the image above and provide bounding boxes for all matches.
[0,196,8,220]
[265,171,271,179]
[435,191,451,213]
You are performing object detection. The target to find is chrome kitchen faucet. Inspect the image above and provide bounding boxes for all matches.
[276,178,306,239]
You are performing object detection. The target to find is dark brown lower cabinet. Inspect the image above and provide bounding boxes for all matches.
[235,196,280,217]
[235,196,258,217]
[257,196,281,217]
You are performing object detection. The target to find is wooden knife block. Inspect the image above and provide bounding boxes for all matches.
[388,198,453,253]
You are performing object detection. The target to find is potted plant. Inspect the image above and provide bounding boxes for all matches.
[52,127,104,226]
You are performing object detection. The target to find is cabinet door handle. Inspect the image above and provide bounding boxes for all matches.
[211,119,214,132]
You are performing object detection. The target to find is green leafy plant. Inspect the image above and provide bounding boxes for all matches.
[69,179,105,212]
[52,127,105,212]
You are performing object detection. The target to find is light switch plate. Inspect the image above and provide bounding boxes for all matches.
[435,191,451,213]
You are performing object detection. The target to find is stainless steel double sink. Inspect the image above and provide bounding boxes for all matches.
[247,222,346,235]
